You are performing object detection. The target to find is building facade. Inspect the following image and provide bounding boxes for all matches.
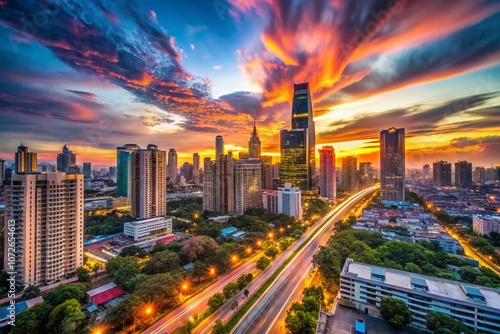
[234,159,263,214]
[15,144,37,174]
[380,127,405,202]
[339,259,500,333]
[433,161,452,186]
[280,129,309,190]
[359,162,374,189]
[167,148,178,182]
[474,167,485,185]
[261,155,274,190]
[248,120,262,159]
[263,190,278,214]
[319,146,336,199]
[130,144,167,219]
[193,153,200,184]
[56,144,77,172]
[116,144,141,198]
[4,172,84,286]
[215,135,224,160]
[473,215,500,235]
[342,156,358,193]
[83,162,91,179]
[455,161,473,187]
[278,183,302,219]
[123,217,172,241]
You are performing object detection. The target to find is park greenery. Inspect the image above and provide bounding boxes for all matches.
[85,209,132,236]
[284,286,325,334]
[425,311,474,334]
[379,297,412,330]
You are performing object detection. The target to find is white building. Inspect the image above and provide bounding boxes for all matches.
[124,217,173,241]
[339,259,500,333]
[278,183,302,219]
[4,172,84,286]
[473,215,500,235]
[263,190,278,214]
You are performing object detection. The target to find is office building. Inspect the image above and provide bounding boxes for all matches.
[278,183,302,219]
[261,155,274,190]
[130,144,167,219]
[66,165,80,174]
[167,148,178,182]
[124,217,172,241]
[359,162,374,188]
[455,161,473,187]
[263,190,278,214]
[116,144,140,198]
[4,172,84,286]
[473,215,500,235]
[83,162,91,179]
[342,156,358,193]
[56,144,76,172]
[474,167,485,184]
[215,135,224,160]
[319,146,336,199]
[234,159,262,214]
[15,144,37,174]
[193,153,200,184]
[380,127,405,202]
[248,119,261,158]
[109,166,116,178]
[37,162,55,173]
[180,162,193,184]
[340,259,500,333]
[433,161,452,186]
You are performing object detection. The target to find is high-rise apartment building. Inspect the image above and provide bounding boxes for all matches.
[130,144,166,219]
[4,172,84,286]
[109,166,116,178]
[234,159,262,214]
[359,162,374,189]
[475,167,485,184]
[15,144,37,174]
[263,190,278,214]
[455,161,473,187]
[248,120,261,159]
[203,155,235,213]
[261,156,274,190]
[423,164,431,181]
[342,156,358,193]
[83,162,91,179]
[215,135,224,160]
[116,144,141,198]
[0,159,5,186]
[380,127,405,202]
[319,146,336,199]
[56,144,76,172]
[180,162,193,184]
[203,157,216,211]
[433,161,452,186]
[167,148,178,182]
[193,153,200,184]
[473,215,500,235]
[278,183,302,219]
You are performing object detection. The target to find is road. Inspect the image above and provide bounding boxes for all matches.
[230,186,378,334]
[143,186,377,334]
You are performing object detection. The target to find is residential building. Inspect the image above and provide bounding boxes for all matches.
[248,119,261,158]
[15,144,37,174]
[473,215,500,235]
[423,164,431,181]
[380,127,405,202]
[0,159,4,186]
[203,157,216,211]
[203,155,235,213]
[359,162,374,189]
[167,148,178,182]
[433,161,452,186]
[455,161,473,187]
[261,155,274,190]
[123,217,172,241]
[130,144,167,219]
[193,153,200,184]
[83,162,91,179]
[340,259,500,333]
[474,167,485,185]
[278,183,302,219]
[215,135,224,160]
[37,162,55,172]
[319,146,336,199]
[56,144,76,172]
[342,156,358,193]
[234,159,263,214]
[109,166,116,178]
[116,144,141,198]
[4,172,84,286]
[180,162,193,184]
[263,190,278,214]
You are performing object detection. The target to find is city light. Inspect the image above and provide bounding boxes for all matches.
[268,232,274,239]
[257,240,262,246]
[246,247,252,254]
[232,255,238,262]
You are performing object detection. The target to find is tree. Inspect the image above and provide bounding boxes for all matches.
[114,260,141,290]
[244,289,249,298]
[380,297,412,330]
[212,319,228,334]
[426,311,474,334]
[279,238,292,251]
[312,246,342,280]
[11,303,53,334]
[23,284,41,299]
[302,296,320,316]
[256,256,271,270]
[76,267,91,283]
[93,263,101,276]
[303,286,324,306]
[119,245,146,258]
[191,260,209,282]
[264,246,279,259]
[230,300,239,313]
[45,284,86,307]
[459,266,479,283]
[284,302,317,334]
[207,247,231,272]
[106,256,136,276]
[143,250,181,275]
[123,273,148,292]
[404,262,423,274]
[134,273,180,309]
[208,293,225,312]
[47,299,87,334]
[237,273,253,290]
[106,294,145,329]
[181,235,219,262]
[223,282,240,300]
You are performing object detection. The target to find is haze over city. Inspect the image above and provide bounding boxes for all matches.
[1,0,500,167]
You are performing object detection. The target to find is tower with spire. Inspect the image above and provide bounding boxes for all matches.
[248,117,261,158]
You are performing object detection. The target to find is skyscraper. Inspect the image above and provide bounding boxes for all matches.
[83,162,91,179]
[248,119,261,159]
[116,144,141,198]
[285,82,316,192]
[4,172,84,286]
[278,183,302,219]
[193,153,200,184]
[203,157,216,211]
[234,159,263,214]
[109,166,116,178]
[0,159,5,186]
[319,146,336,199]
[380,127,405,202]
[342,156,358,193]
[56,144,76,172]
[261,155,274,190]
[455,161,473,187]
[359,162,374,188]
[167,148,178,181]
[433,161,452,186]
[130,144,167,219]
[423,164,431,181]
[215,135,224,160]
[15,144,37,174]
[215,155,234,213]
[180,162,193,184]
[280,129,308,190]
[475,166,485,184]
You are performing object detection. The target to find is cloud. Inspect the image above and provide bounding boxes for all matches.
[190,44,195,50]
[186,24,207,36]
[65,90,97,100]
[213,65,222,70]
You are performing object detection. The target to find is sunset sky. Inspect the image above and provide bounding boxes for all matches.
[1,0,500,168]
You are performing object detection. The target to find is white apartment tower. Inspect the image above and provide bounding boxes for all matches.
[278,183,302,219]
[4,172,84,286]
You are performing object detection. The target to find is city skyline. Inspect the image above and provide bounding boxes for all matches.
[1,1,500,167]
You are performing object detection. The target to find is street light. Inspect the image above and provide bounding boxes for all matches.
[232,255,238,262]
[268,232,274,239]
[246,247,252,254]
[257,240,262,247]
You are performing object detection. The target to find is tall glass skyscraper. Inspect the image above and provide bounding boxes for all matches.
[380,127,405,202]
[280,82,316,192]
[116,144,141,198]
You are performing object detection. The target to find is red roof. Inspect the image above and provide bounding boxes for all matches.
[91,286,125,305]
[159,234,178,244]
